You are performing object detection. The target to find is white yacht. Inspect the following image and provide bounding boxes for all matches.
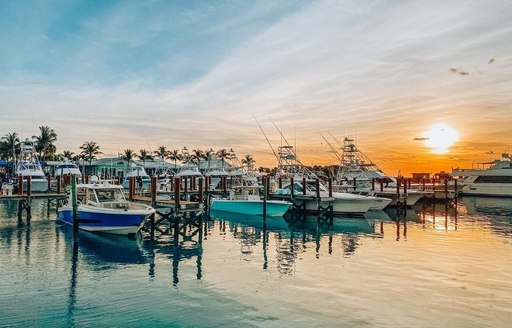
[333,137,430,206]
[122,163,151,189]
[452,154,512,197]
[54,158,82,179]
[15,138,48,192]
[273,145,391,214]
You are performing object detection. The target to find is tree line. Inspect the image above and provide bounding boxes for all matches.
[0,126,258,170]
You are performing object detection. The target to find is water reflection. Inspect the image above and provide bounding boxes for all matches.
[461,196,512,238]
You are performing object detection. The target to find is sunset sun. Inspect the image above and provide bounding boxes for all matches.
[421,123,460,154]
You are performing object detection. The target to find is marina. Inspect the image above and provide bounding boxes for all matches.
[1,1,512,327]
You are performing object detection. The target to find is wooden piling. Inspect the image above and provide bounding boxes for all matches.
[18,175,23,195]
[315,178,320,199]
[174,177,181,208]
[380,180,384,192]
[47,176,51,193]
[444,179,448,200]
[353,177,357,191]
[302,177,307,196]
[205,175,210,191]
[150,176,157,206]
[328,178,333,198]
[371,178,375,191]
[71,176,79,237]
[129,176,135,201]
[278,177,282,189]
[198,178,204,204]
[222,176,227,193]
[290,177,294,200]
[262,176,267,218]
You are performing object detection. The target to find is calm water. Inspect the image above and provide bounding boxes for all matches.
[1,197,511,327]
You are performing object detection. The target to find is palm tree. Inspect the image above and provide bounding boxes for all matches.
[62,150,74,160]
[241,155,255,167]
[191,149,206,164]
[121,149,135,163]
[0,132,19,162]
[79,141,102,173]
[33,126,57,160]
[154,145,168,160]
[216,149,229,168]
[137,149,152,168]
[168,150,181,170]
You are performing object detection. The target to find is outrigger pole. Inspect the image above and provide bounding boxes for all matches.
[254,116,279,161]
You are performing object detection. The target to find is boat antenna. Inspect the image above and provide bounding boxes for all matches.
[270,119,292,148]
[254,116,278,161]
[321,133,342,161]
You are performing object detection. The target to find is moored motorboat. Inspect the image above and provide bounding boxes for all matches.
[121,163,151,189]
[58,180,155,235]
[15,138,48,192]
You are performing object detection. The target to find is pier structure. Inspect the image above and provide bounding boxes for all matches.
[0,175,68,222]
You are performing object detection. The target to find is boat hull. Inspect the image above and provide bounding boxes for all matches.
[22,178,48,193]
[332,195,391,213]
[461,184,512,197]
[210,199,290,217]
[58,206,151,235]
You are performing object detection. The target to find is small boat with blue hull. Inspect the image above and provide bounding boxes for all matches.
[58,182,155,235]
[211,199,291,217]
[211,186,291,217]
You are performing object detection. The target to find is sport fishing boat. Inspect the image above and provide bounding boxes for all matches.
[58,178,155,235]
[451,153,512,197]
[15,138,48,192]
[54,157,82,180]
[330,137,430,206]
[210,186,291,217]
[121,163,151,189]
[273,145,391,214]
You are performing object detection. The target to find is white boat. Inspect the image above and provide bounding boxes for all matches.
[15,138,48,192]
[122,163,151,189]
[58,179,155,235]
[452,154,512,197]
[174,147,204,189]
[273,145,391,214]
[54,158,82,179]
[332,137,429,206]
[277,180,391,214]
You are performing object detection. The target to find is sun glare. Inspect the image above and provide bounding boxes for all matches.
[421,123,459,154]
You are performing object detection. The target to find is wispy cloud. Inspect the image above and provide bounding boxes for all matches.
[0,0,511,174]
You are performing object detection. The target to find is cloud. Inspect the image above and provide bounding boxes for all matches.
[1,0,512,174]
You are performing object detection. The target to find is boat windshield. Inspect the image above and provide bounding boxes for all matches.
[95,188,126,202]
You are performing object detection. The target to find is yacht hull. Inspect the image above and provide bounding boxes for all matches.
[22,178,48,193]
[461,184,512,197]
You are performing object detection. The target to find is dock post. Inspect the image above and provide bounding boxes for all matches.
[353,177,357,191]
[302,177,307,196]
[278,177,282,189]
[433,180,436,202]
[56,176,61,194]
[26,176,32,221]
[18,175,23,195]
[454,178,458,204]
[149,176,156,239]
[262,176,267,218]
[315,178,321,212]
[198,178,204,204]
[222,176,227,193]
[174,177,181,212]
[81,174,85,184]
[396,177,400,198]
[328,178,333,198]
[290,177,294,201]
[192,176,196,191]
[150,176,157,207]
[371,178,375,191]
[444,179,448,201]
[380,180,384,192]
[184,176,188,197]
[129,176,135,201]
[47,176,51,193]
[71,176,79,238]
[205,175,210,191]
